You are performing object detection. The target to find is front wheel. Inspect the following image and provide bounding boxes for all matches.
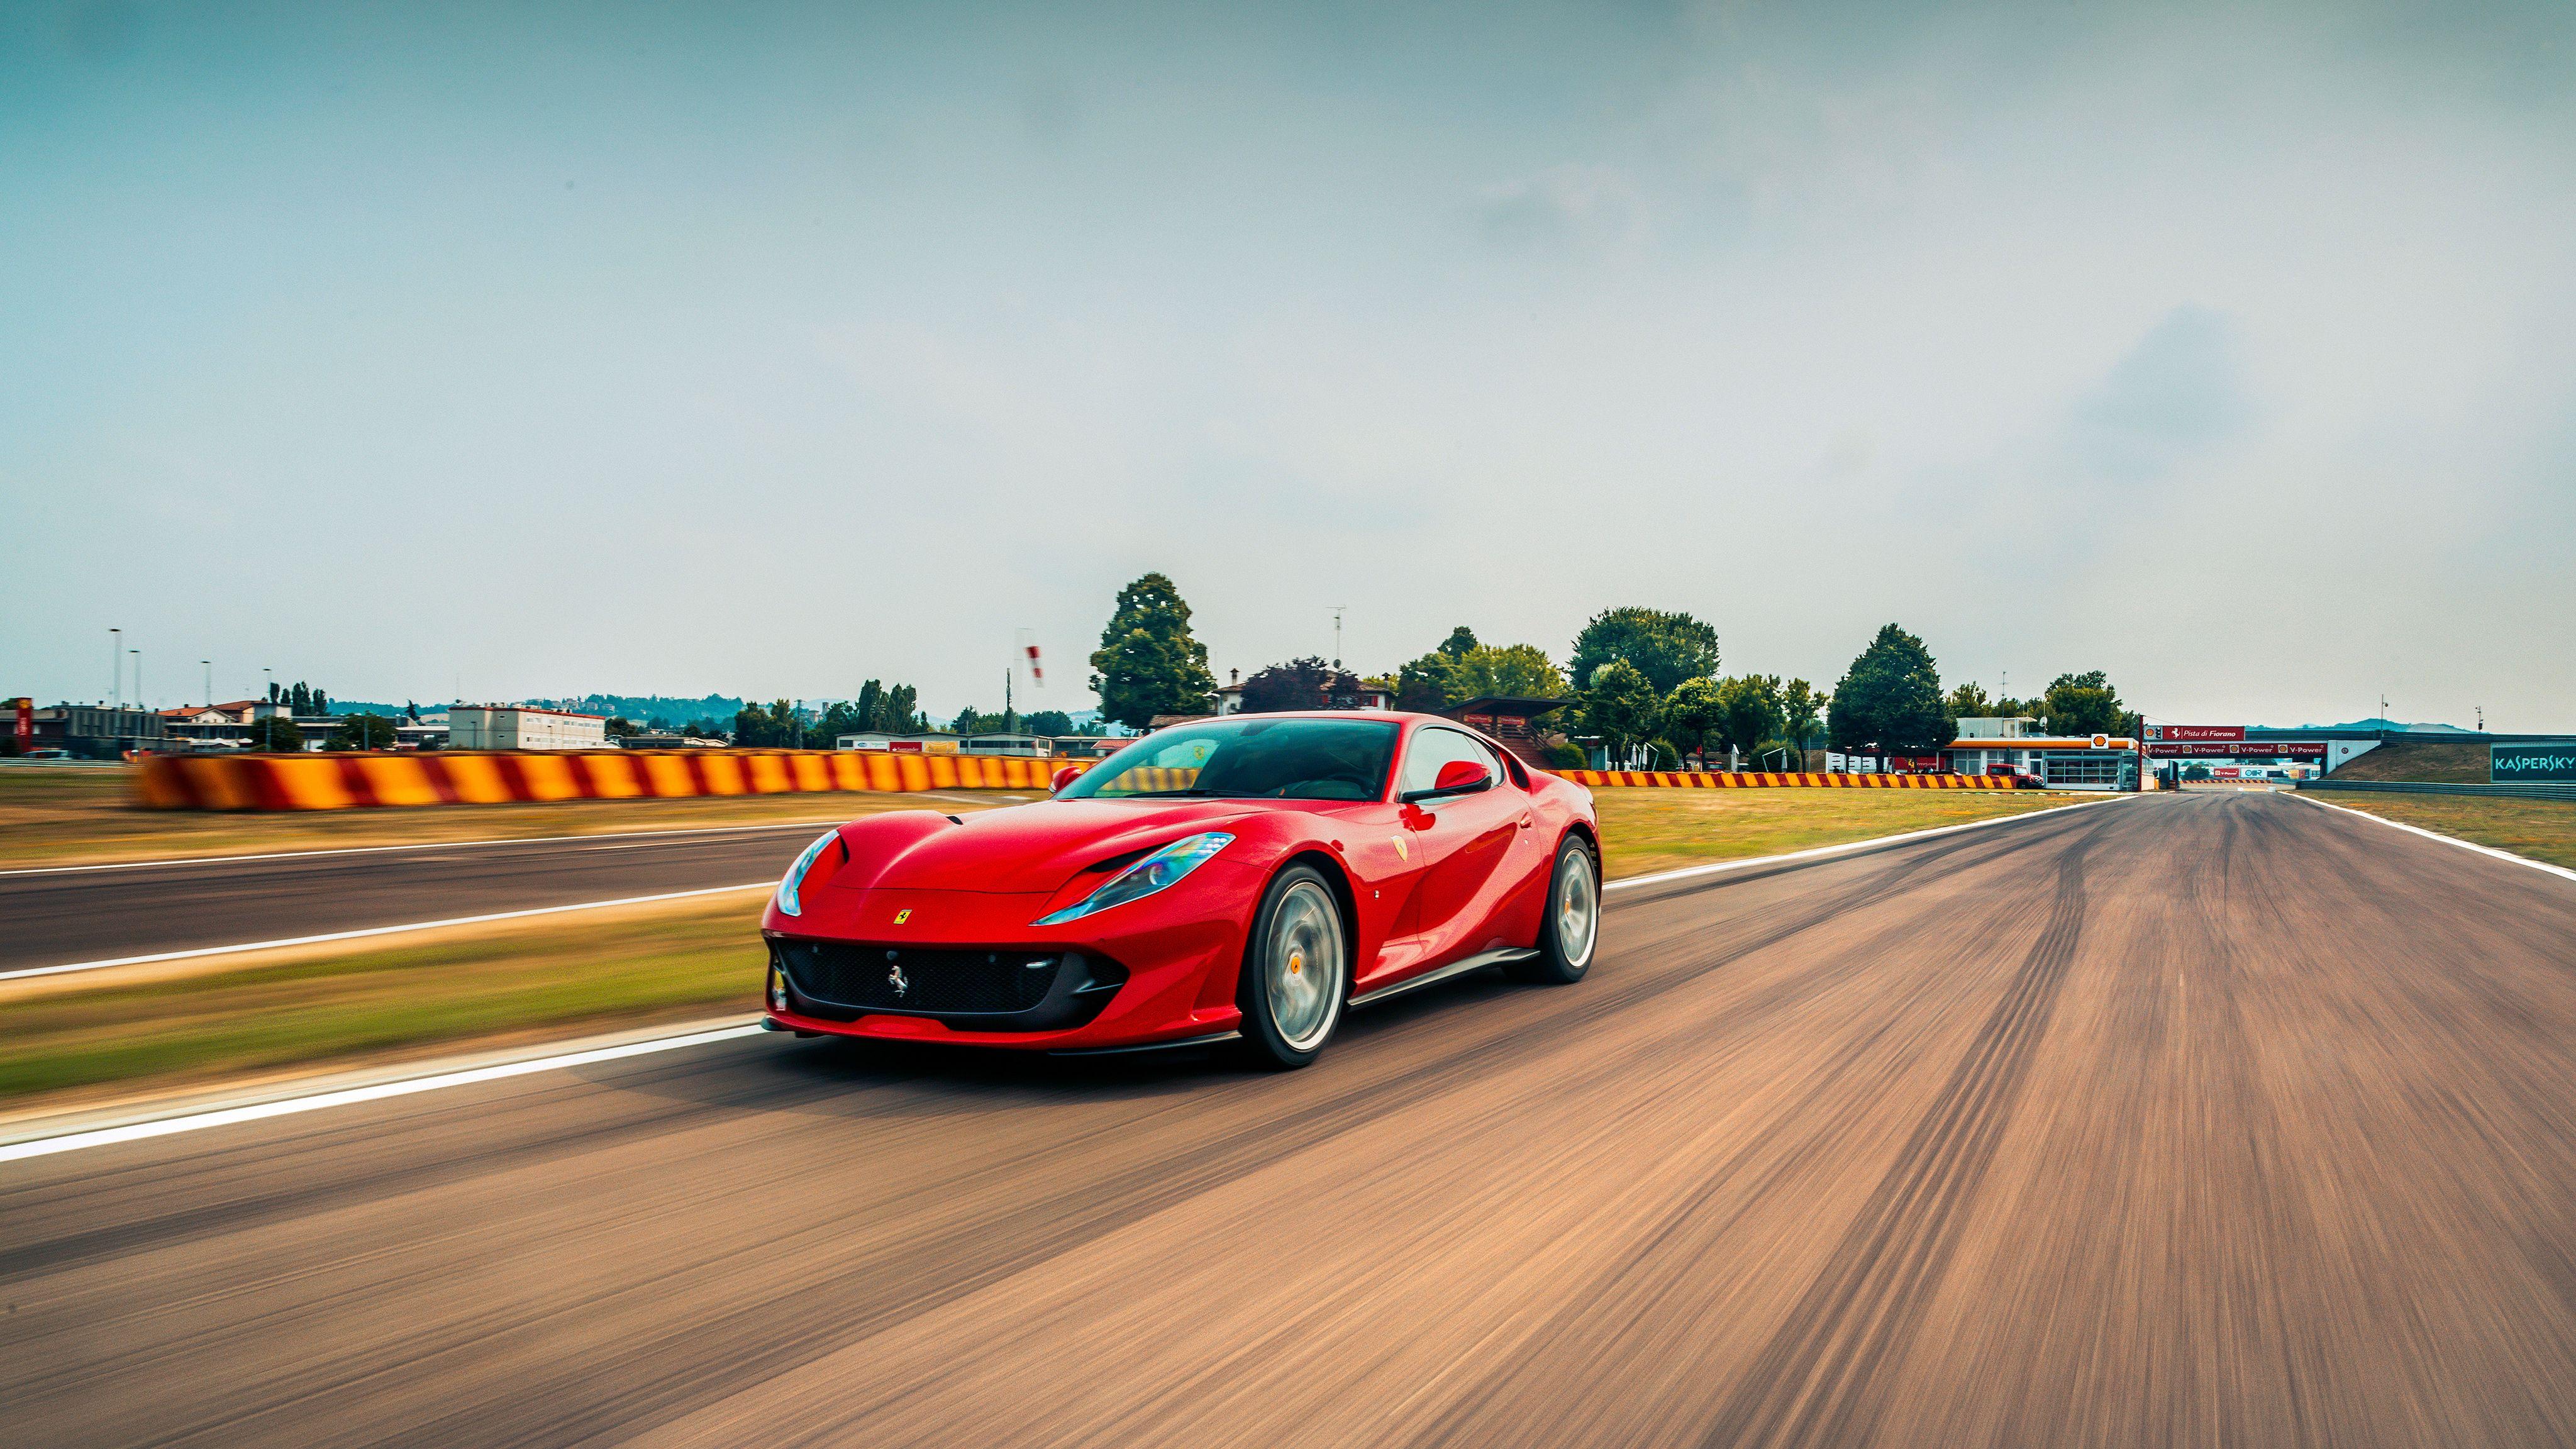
[1507,835,1599,985]
[1233,865,1348,1070]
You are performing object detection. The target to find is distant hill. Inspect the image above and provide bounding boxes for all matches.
[2299,718,2475,735]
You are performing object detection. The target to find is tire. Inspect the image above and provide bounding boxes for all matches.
[1233,865,1349,1070]
[1507,835,1599,985]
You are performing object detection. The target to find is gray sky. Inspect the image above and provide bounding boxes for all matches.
[6,1,2571,728]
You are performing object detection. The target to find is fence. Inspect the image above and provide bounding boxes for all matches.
[2296,779,2576,804]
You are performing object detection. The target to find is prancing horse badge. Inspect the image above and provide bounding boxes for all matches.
[892,908,912,924]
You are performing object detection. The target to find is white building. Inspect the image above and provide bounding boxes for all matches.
[449,705,608,751]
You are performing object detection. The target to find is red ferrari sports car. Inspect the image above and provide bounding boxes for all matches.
[759,711,1601,1067]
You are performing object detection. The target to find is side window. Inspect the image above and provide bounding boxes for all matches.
[1399,728,1501,796]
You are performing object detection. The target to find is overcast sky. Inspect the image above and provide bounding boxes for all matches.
[6,1,2570,728]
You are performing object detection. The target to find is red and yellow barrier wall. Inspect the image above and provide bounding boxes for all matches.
[1555,770,2024,789]
[133,750,1092,812]
[133,752,2027,813]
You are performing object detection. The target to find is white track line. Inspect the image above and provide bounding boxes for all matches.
[0,818,856,879]
[1,791,2141,1165]
[2290,792,2576,884]
[0,882,774,983]
[1604,792,2135,894]
[0,1024,767,1165]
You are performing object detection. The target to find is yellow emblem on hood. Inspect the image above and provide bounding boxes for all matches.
[892,908,912,925]
[1389,836,1408,862]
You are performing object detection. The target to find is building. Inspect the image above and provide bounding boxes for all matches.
[958,733,1056,757]
[30,704,167,758]
[156,699,299,751]
[1440,696,1569,769]
[448,705,608,751]
[835,731,963,753]
[1942,728,2138,789]
[618,731,721,749]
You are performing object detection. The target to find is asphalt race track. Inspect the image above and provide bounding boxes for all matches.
[7,791,2576,1447]
[0,820,861,970]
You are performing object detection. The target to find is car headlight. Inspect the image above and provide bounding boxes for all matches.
[1035,832,1233,926]
[774,830,840,917]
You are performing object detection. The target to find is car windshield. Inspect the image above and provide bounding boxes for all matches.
[1060,718,1398,801]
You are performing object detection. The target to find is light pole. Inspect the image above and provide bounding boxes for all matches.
[202,660,211,708]
[109,628,121,710]
[131,650,142,711]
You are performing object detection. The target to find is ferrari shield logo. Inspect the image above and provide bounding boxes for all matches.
[892,908,912,925]
[1389,836,1409,862]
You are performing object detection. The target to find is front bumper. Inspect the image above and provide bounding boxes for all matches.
[758,877,1255,1052]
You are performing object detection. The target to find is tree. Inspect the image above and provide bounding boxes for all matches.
[1662,677,1724,765]
[250,714,304,752]
[1568,607,1721,696]
[288,682,311,714]
[1240,657,1365,713]
[1945,682,1993,719]
[1088,572,1217,729]
[1781,679,1823,760]
[1393,650,1460,713]
[1437,626,1478,658]
[1715,675,1785,762]
[267,681,282,704]
[852,680,886,733]
[604,716,637,740]
[1451,643,1568,701]
[1578,660,1662,760]
[1395,638,1567,713]
[1827,624,1950,753]
[1024,709,1074,737]
[2040,671,2126,736]
[314,690,330,715]
[885,684,921,733]
[404,701,421,722]
[325,713,396,750]
[733,700,803,748]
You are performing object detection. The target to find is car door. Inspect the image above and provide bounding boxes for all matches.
[1391,727,1524,965]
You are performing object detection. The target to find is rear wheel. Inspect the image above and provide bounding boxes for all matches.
[1233,866,1347,1070]
[1507,835,1599,985]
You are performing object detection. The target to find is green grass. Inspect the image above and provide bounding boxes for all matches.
[0,896,766,1108]
[0,783,2101,1113]
[0,765,1016,869]
[2304,792,2576,872]
[2323,738,2491,784]
[1594,786,2095,880]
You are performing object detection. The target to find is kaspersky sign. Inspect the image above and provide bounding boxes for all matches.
[2492,744,2576,783]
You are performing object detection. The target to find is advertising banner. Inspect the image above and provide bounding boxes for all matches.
[2146,741,2326,759]
[2492,743,2576,783]
[2160,725,2246,742]
[11,698,29,752]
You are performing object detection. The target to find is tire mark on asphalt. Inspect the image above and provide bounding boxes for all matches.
[168,816,2103,1448]
[1699,836,2094,1449]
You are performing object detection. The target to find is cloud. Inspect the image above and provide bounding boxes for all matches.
[1473,164,1646,255]
[2061,306,2251,487]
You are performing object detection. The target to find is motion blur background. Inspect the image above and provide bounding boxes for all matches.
[5,1,2570,723]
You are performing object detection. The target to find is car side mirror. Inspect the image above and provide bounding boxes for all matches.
[1402,758,1493,803]
[1051,765,1081,794]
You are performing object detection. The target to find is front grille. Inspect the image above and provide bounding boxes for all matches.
[775,941,1066,1015]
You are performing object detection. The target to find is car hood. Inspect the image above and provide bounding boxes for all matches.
[840,798,1263,895]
